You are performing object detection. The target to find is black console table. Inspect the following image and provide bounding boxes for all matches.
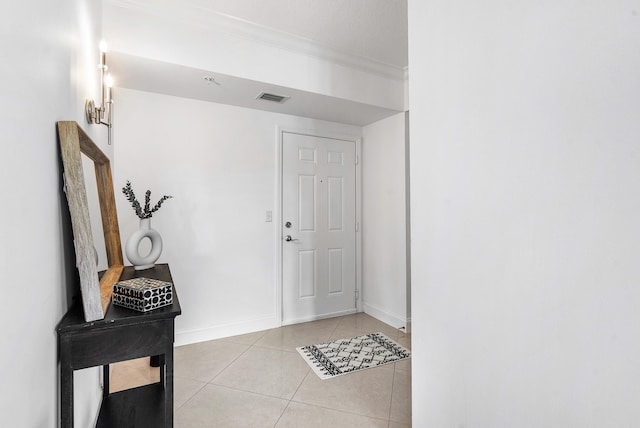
[57,264,181,427]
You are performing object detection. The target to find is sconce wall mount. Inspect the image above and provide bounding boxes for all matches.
[86,41,113,144]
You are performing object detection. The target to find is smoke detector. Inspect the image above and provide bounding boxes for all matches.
[203,76,220,86]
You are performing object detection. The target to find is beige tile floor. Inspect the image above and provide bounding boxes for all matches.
[110,313,411,427]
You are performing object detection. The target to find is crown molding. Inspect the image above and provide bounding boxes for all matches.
[105,0,407,81]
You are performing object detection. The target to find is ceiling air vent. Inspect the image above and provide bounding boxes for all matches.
[256,92,290,104]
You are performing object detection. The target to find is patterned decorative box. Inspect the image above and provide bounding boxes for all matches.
[112,277,173,312]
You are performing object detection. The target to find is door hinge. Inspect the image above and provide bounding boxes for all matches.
[355,155,359,165]
[355,289,359,304]
[355,222,360,232]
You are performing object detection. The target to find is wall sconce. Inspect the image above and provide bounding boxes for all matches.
[85,41,113,144]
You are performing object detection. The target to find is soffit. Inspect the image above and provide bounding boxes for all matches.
[109,52,401,126]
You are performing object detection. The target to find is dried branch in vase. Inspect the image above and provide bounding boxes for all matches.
[122,180,172,219]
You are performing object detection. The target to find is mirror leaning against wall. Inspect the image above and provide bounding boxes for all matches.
[57,121,123,322]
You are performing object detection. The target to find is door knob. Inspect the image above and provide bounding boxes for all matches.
[284,235,299,242]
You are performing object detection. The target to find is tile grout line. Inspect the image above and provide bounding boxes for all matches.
[287,398,391,424]
[173,376,208,412]
[200,382,292,402]
[271,398,294,428]
[388,366,397,423]
[206,342,255,384]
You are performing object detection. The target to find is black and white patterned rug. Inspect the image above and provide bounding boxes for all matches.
[297,332,411,380]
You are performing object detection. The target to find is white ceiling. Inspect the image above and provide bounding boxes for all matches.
[184,0,408,68]
[108,0,408,125]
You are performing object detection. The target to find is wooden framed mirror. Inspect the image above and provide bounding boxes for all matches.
[58,121,123,321]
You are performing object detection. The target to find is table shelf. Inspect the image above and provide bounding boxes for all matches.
[96,384,165,428]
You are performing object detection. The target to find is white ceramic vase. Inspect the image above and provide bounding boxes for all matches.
[125,218,163,270]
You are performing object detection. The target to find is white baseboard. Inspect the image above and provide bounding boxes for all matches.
[175,315,280,347]
[363,302,408,331]
[282,308,357,326]
[175,306,398,347]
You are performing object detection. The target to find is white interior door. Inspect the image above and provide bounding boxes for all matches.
[282,132,357,324]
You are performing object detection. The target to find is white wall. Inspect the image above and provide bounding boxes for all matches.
[409,1,640,426]
[0,1,107,426]
[362,112,408,328]
[112,88,361,345]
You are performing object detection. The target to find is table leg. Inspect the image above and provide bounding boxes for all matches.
[60,363,73,428]
[165,348,174,427]
[158,354,165,387]
[103,365,110,398]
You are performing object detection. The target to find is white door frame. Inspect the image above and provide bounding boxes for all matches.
[275,126,363,325]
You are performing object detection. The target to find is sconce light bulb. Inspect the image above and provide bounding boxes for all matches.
[105,74,114,88]
[99,40,108,53]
